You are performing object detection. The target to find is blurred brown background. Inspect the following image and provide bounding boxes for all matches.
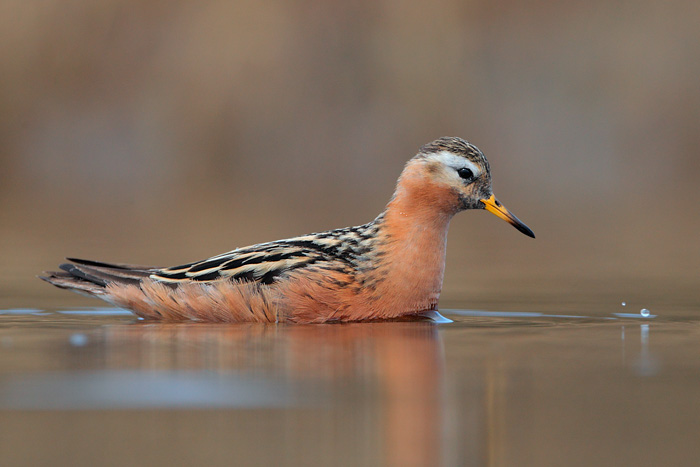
[1,0,698,309]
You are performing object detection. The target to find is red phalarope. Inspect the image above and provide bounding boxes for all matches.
[41,137,534,323]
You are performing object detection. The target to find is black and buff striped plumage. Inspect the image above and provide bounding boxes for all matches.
[154,219,385,286]
[44,217,385,294]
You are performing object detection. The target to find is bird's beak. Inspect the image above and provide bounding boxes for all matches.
[480,194,535,238]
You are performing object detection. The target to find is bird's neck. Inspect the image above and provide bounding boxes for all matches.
[367,165,458,315]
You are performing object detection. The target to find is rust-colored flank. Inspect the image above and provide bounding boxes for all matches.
[40,137,534,323]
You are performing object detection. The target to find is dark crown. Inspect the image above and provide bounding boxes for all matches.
[419,137,488,166]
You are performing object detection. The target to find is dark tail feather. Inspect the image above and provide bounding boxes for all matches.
[65,257,156,271]
[40,258,160,298]
[39,270,108,296]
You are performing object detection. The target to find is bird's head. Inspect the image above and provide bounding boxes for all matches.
[402,136,535,238]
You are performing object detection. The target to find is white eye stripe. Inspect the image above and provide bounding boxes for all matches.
[427,151,481,178]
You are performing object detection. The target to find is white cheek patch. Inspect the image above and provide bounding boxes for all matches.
[426,151,482,179]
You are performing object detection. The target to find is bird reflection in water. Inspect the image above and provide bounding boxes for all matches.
[104,321,445,465]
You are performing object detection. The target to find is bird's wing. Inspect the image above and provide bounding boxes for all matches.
[151,230,366,285]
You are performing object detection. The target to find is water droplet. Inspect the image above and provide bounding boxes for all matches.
[640,308,650,318]
[69,333,88,347]
[621,301,626,307]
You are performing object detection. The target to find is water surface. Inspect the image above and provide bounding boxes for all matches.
[1,302,699,466]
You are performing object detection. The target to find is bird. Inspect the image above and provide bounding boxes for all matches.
[41,137,534,324]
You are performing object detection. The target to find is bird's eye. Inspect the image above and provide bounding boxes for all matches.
[457,167,474,181]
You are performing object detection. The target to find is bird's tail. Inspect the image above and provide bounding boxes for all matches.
[39,258,159,298]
